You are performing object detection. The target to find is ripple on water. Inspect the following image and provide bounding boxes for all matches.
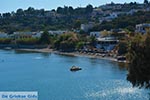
[34,57,43,60]
[83,80,149,100]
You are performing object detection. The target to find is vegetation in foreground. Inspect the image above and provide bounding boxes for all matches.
[127,33,150,88]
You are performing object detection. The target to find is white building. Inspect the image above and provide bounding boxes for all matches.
[90,32,101,38]
[32,31,43,38]
[135,23,150,34]
[91,8,103,17]
[13,31,43,39]
[100,12,118,22]
[81,22,94,32]
[13,32,32,39]
[96,36,119,51]
[0,32,9,38]
[110,13,118,18]
[128,9,138,15]
[48,30,67,35]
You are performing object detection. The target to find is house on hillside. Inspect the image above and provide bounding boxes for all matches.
[13,31,43,39]
[13,32,32,39]
[96,36,119,51]
[48,30,67,35]
[91,8,103,17]
[90,32,101,38]
[32,31,43,38]
[135,23,150,34]
[110,29,127,38]
[127,9,138,15]
[81,22,94,32]
[0,32,9,38]
[99,12,118,22]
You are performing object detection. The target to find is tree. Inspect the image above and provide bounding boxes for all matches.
[144,0,149,4]
[68,6,74,15]
[85,4,93,14]
[25,7,35,15]
[63,6,69,14]
[56,7,63,14]
[76,42,84,50]
[16,8,24,16]
[27,7,35,12]
[40,31,50,44]
[89,36,96,47]
[117,41,128,55]
[2,13,11,18]
[73,20,81,29]
[127,33,150,88]
[54,33,79,51]
[16,38,39,45]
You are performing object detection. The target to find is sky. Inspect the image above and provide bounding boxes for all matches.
[0,0,142,13]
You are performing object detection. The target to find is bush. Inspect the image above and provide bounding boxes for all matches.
[0,38,12,44]
[16,38,39,45]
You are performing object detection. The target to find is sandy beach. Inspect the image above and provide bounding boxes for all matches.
[15,48,118,62]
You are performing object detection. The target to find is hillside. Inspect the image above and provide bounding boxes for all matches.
[0,2,150,33]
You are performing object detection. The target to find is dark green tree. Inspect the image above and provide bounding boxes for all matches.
[16,8,24,16]
[73,20,81,29]
[0,13,2,18]
[89,36,96,47]
[2,13,11,18]
[144,0,149,4]
[68,6,74,14]
[56,7,63,14]
[40,31,50,44]
[117,41,128,55]
[54,33,79,51]
[85,4,93,14]
[127,33,150,88]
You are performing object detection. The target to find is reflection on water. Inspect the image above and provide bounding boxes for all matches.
[14,50,51,58]
[40,53,51,58]
[117,62,129,70]
[84,80,149,100]
[14,50,39,54]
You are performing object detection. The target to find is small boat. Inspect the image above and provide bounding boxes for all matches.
[70,66,82,71]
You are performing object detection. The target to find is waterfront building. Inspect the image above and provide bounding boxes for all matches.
[135,23,150,34]
[90,32,101,38]
[48,30,67,35]
[81,22,94,32]
[13,31,43,39]
[32,31,43,38]
[96,36,119,51]
[0,32,9,38]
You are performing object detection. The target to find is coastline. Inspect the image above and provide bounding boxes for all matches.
[15,48,53,53]
[54,51,117,61]
[15,48,118,62]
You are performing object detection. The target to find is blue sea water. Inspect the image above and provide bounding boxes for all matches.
[0,50,149,100]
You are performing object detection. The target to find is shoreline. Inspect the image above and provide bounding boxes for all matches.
[14,48,119,62]
[54,51,118,62]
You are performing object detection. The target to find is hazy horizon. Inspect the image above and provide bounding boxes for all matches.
[0,0,143,13]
